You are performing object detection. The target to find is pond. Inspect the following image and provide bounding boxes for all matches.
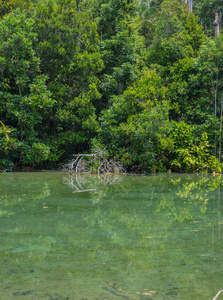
[0,172,223,300]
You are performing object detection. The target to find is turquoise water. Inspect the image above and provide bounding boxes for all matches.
[0,172,223,300]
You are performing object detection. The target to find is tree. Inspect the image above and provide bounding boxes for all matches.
[196,36,223,118]
[169,121,222,172]
[0,0,32,17]
[147,0,204,66]
[81,0,146,111]
[196,35,223,160]
[194,0,223,36]
[0,0,104,169]
[99,69,171,172]
[31,0,104,164]
[0,10,54,167]
[146,0,205,123]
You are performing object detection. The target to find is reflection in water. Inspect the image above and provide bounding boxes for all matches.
[63,173,123,203]
[63,173,97,193]
[0,172,223,299]
[63,172,123,192]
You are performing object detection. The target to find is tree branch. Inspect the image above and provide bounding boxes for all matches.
[213,290,223,300]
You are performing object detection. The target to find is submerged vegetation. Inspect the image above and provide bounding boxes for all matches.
[1,0,223,173]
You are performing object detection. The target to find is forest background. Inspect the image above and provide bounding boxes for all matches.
[1,0,223,173]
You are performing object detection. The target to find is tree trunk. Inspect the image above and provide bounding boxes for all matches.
[213,12,220,37]
[185,0,192,12]
[219,97,223,162]
[214,86,217,117]
[188,0,192,12]
[220,12,222,30]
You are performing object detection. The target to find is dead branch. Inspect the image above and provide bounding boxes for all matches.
[63,150,124,174]
[76,155,84,173]
[75,154,95,157]
[213,290,223,300]
[72,188,97,193]
[105,280,138,300]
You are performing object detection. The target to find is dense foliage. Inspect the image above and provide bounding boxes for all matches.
[0,0,223,172]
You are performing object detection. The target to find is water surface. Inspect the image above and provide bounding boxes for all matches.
[0,172,223,299]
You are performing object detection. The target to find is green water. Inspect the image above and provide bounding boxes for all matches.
[0,172,223,300]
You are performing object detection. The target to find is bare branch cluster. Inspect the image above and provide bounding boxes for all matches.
[96,158,125,174]
[63,147,124,174]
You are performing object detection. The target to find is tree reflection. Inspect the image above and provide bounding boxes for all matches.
[62,173,223,224]
[155,175,223,222]
[1,173,223,299]
[63,172,123,203]
[61,173,223,258]
[61,172,223,299]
